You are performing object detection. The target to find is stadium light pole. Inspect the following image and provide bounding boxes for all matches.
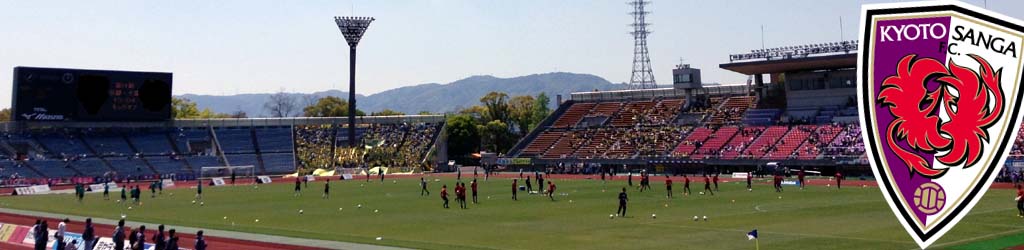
[335,16,374,147]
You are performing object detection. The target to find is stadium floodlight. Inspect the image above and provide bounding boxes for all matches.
[334,16,375,147]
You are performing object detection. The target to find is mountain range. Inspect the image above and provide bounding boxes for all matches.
[177,72,624,117]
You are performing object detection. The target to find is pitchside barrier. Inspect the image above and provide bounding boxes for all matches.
[732,172,750,179]
[87,182,119,192]
[257,175,272,184]
[305,175,315,182]
[12,184,51,195]
[162,179,175,188]
[212,177,226,186]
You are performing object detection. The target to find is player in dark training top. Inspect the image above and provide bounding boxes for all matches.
[617,188,628,217]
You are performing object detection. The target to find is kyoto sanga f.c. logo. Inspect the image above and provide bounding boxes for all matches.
[859,1,1024,249]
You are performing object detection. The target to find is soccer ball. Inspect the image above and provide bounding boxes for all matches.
[116,199,121,203]
[375,237,383,241]
[651,214,657,219]
[393,180,397,184]
[699,192,704,195]
[200,202,205,206]
[693,216,699,221]
[223,216,227,220]
[128,206,133,210]
[703,216,708,221]
[748,189,752,192]
[339,208,343,211]
[569,200,573,203]
[357,204,363,208]
[191,200,196,204]
[255,219,259,223]
[374,209,379,213]
[299,209,304,214]
[778,196,783,199]
[609,214,615,219]
[664,204,668,208]
[121,214,127,219]
[731,200,735,203]
[827,184,831,187]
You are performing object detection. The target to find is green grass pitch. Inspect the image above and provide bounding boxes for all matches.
[0,177,1021,250]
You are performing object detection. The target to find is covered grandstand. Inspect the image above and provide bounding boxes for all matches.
[0,115,445,186]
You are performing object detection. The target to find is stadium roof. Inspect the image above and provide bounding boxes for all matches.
[719,53,857,75]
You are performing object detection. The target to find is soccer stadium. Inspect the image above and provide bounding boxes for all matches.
[3,1,1024,250]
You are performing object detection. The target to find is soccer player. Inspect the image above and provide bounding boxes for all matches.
[421,178,430,196]
[76,183,85,202]
[683,175,691,195]
[1017,186,1024,217]
[458,183,468,209]
[165,229,179,250]
[196,181,204,201]
[103,182,110,200]
[194,230,207,250]
[471,179,479,204]
[157,178,163,195]
[323,180,330,199]
[547,181,556,201]
[303,175,309,188]
[441,185,450,209]
[835,171,843,189]
[713,174,720,192]
[525,176,533,193]
[294,177,302,197]
[703,175,714,196]
[628,172,633,187]
[231,171,237,185]
[798,168,806,190]
[83,218,95,250]
[121,185,128,203]
[150,181,157,198]
[665,177,673,198]
[746,172,753,190]
[153,224,166,250]
[601,170,606,184]
[113,220,126,250]
[537,173,545,194]
[512,179,518,201]
[617,187,628,217]
[379,168,385,183]
[774,173,782,193]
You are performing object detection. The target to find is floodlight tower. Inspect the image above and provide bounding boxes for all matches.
[628,0,657,89]
[335,16,374,147]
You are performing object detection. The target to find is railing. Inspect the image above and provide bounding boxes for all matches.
[0,115,447,131]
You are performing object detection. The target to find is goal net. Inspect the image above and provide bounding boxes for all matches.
[200,165,256,184]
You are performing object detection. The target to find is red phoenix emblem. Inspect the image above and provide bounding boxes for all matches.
[877,54,1005,178]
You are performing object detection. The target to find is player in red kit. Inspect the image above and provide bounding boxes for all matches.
[512,179,518,201]
[471,179,479,204]
[835,171,843,189]
[665,178,673,198]
[440,185,449,209]
[1016,186,1024,217]
[683,175,691,195]
[712,174,720,191]
[702,175,714,196]
[547,181,556,201]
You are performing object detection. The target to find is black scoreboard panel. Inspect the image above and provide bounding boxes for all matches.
[12,67,172,121]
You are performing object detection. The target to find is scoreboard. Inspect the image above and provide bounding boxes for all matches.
[12,67,172,121]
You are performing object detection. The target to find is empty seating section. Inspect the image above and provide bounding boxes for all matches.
[226,154,259,167]
[520,132,561,157]
[175,129,211,153]
[72,160,111,175]
[673,127,713,156]
[30,161,78,177]
[610,101,654,127]
[186,156,222,170]
[551,103,596,128]
[765,125,813,160]
[256,127,293,153]
[147,157,190,174]
[215,128,256,154]
[691,126,738,159]
[589,102,623,117]
[741,126,787,160]
[262,153,295,174]
[83,132,134,156]
[106,158,154,175]
[720,126,764,160]
[542,131,584,159]
[128,132,176,156]
[36,133,92,157]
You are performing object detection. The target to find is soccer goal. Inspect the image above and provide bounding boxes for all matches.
[200,165,256,185]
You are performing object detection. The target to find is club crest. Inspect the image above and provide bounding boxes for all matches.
[858,1,1024,248]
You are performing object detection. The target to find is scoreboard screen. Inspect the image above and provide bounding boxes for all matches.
[12,67,172,121]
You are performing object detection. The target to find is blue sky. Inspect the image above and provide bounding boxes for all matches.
[0,0,1020,109]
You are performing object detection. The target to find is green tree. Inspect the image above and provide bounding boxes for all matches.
[445,114,480,159]
[171,97,233,119]
[0,108,11,122]
[371,109,405,116]
[508,95,536,137]
[531,92,552,127]
[478,119,515,153]
[417,111,433,115]
[459,105,489,123]
[302,96,365,117]
[479,92,510,124]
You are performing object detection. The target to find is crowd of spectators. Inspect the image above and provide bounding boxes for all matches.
[294,123,441,173]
